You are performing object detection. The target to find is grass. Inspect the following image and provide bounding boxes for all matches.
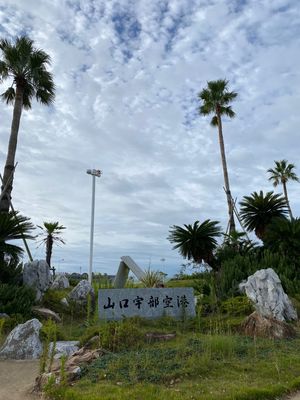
[35,282,300,400]
[46,319,300,400]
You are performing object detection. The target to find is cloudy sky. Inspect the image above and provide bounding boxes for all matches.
[0,0,299,277]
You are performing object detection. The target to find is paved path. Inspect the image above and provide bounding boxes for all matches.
[0,360,40,400]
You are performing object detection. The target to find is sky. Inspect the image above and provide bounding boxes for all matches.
[0,0,300,278]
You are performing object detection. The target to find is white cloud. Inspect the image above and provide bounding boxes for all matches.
[0,0,300,276]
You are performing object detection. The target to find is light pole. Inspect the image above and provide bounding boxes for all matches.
[86,168,102,284]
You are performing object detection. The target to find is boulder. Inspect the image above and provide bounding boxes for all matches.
[51,274,70,290]
[23,259,52,301]
[67,280,95,306]
[49,341,80,359]
[240,311,296,339]
[239,268,297,321]
[0,318,43,359]
[0,313,9,319]
[32,307,61,323]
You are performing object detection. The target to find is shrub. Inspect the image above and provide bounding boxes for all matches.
[0,283,35,316]
[80,319,144,352]
[0,258,23,285]
[217,250,300,299]
[220,296,254,317]
[42,289,70,314]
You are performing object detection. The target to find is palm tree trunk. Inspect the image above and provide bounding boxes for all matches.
[216,111,235,233]
[46,235,53,268]
[0,85,24,212]
[282,182,293,220]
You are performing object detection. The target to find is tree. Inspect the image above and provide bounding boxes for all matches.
[167,220,222,268]
[264,217,300,262]
[0,36,55,212]
[0,211,34,262]
[267,159,299,220]
[239,191,288,241]
[37,222,65,275]
[198,79,237,234]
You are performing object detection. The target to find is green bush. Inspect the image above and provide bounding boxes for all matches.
[217,250,300,299]
[0,258,22,285]
[42,289,70,314]
[220,296,254,316]
[80,319,144,352]
[0,283,35,316]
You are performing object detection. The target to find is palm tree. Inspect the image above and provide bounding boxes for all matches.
[0,211,34,262]
[167,220,222,268]
[37,222,65,275]
[267,159,299,220]
[239,191,288,241]
[0,36,55,212]
[198,79,237,234]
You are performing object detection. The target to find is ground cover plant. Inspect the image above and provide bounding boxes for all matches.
[45,315,300,400]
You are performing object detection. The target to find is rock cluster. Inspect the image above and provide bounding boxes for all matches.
[35,346,106,390]
[49,341,80,359]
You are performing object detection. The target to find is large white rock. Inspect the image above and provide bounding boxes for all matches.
[68,280,95,306]
[51,274,70,290]
[239,268,298,322]
[23,259,52,301]
[49,341,80,359]
[0,318,43,359]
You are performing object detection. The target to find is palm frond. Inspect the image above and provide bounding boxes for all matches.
[1,87,15,104]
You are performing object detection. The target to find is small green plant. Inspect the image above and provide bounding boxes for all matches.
[79,319,144,352]
[140,268,163,287]
[220,296,254,317]
[60,354,68,386]
[0,318,5,343]
[40,320,57,373]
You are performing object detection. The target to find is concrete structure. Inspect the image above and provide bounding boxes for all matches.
[113,256,146,288]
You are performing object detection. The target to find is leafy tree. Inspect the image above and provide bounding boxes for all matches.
[0,36,55,212]
[198,79,237,234]
[0,211,34,262]
[216,230,256,264]
[239,191,288,241]
[264,217,300,262]
[37,222,65,275]
[267,159,299,220]
[168,220,222,268]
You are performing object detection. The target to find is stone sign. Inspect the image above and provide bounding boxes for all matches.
[98,288,196,320]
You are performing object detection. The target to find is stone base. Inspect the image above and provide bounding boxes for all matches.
[240,311,296,339]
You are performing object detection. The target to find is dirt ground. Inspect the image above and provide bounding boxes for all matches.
[0,359,299,400]
[0,360,40,400]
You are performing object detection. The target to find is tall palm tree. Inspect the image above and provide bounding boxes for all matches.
[168,219,222,268]
[267,159,299,220]
[0,211,34,262]
[37,222,65,275]
[198,79,237,234]
[239,191,288,241]
[0,36,55,212]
